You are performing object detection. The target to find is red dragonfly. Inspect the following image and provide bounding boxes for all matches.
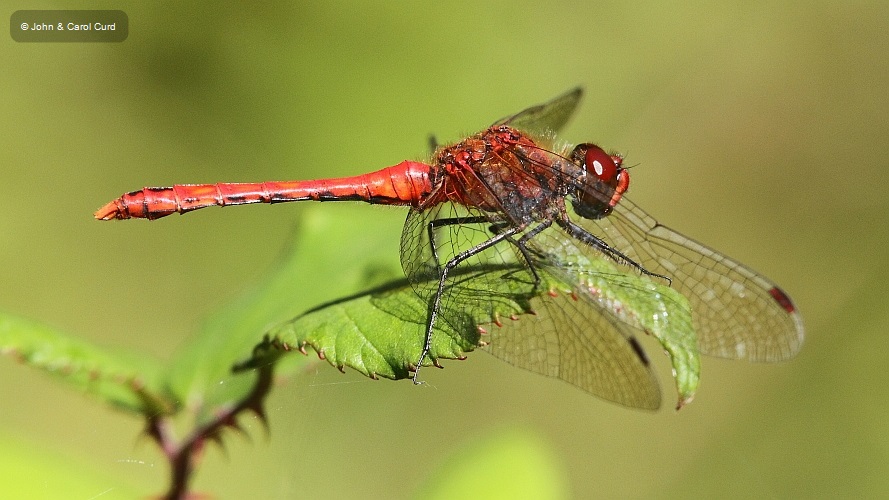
[96,88,804,409]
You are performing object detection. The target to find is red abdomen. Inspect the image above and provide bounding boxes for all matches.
[95,160,435,220]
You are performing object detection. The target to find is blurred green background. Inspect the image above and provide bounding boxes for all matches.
[2,1,888,498]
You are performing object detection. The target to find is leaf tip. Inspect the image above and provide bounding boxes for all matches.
[675,394,695,411]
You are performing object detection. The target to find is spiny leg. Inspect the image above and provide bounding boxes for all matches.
[412,225,524,385]
[556,218,673,285]
[508,220,553,286]
[486,220,553,287]
[430,217,550,289]
[426,216,491,269]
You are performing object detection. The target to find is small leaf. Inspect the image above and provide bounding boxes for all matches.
[242,247,700,408]
[170,205,698,410]
[0,312,168,414]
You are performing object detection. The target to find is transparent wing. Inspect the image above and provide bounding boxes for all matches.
[480,256,662,409]
[578,198,804,361]
[400,203,661,409]
[496,87,583,136]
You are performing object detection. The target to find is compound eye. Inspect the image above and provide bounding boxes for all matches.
[585,145,617,183]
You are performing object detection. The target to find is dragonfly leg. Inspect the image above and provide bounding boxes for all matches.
[485,220,552,286]
[426,214,544,291]
[412,224,524,385]
[557,218,673,285]
[508,220,553,286]
[480,220,551,287]
[426,216,491,267]
[430,217,548,287]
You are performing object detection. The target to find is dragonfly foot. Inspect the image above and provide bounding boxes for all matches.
[646,270,672,286]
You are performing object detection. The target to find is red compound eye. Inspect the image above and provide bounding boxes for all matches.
[585,145,617,183]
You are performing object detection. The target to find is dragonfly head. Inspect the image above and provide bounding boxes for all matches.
[570,144,629,220]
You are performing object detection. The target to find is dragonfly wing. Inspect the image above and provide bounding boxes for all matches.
[579,198,804,361]
[481,278,662,410]
[497,87,583,136]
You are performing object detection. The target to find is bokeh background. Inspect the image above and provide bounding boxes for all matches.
[2,1,888,498]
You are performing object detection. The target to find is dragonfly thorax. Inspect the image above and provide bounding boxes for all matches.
[433,126,568,224]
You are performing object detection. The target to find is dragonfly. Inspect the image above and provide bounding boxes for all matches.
[96,88,804,409]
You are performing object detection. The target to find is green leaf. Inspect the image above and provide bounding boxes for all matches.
[0,312,168,414]
[166,203,698,412]
[241,233,700,408]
